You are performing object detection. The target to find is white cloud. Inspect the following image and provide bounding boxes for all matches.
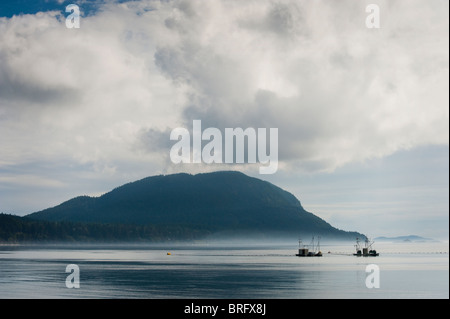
[152,0,449,172]
[0,5,185,172]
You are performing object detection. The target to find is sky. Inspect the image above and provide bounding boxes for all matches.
[0,0,448,239]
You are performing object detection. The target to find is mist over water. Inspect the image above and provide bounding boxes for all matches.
[0,241,448,299]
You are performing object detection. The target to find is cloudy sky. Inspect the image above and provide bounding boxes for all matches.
[0,0,448,239]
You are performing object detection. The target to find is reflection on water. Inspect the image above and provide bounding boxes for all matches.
[0,242,448,299]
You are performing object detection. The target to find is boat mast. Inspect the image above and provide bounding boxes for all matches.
[355,237,361,251]
[365,237,374,249]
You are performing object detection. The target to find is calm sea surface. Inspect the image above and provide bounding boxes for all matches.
[0,241,448,299]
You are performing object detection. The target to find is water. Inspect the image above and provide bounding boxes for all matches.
[0,242,448,299]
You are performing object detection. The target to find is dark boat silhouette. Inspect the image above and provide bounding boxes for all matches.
[354,237,379,257]
[296,236,322,257]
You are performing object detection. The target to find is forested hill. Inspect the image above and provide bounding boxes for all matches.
[24,171,362,240]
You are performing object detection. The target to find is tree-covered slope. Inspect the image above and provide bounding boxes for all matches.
[26,171,362,239]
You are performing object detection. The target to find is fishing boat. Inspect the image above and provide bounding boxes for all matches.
[354,237,379,257]
[296,236,322,257]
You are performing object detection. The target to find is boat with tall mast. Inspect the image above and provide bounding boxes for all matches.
[354,237,379,257]
[296,236,322,257]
